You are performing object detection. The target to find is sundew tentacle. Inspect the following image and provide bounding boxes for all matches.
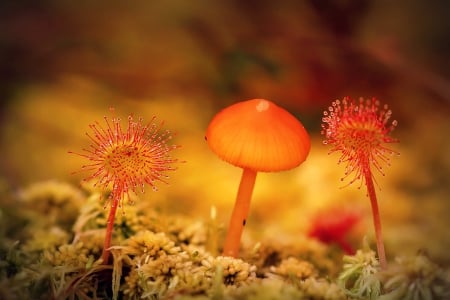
[321,97,398,189]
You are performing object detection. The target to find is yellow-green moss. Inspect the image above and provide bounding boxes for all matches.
[1,180,449,299]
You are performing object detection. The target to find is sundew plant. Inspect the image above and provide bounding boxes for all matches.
[70,108,181,263]
[321,97,398,269]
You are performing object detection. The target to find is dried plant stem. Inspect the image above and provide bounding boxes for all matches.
[102,196,119,264]
[363,165,387,270]
[222,168,257,257]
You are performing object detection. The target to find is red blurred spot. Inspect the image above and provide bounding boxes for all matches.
[308,207,363,254]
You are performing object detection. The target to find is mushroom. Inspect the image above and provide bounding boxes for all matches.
[205,99,310,257]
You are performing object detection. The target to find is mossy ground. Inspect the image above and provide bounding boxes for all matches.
[0,180,448,299]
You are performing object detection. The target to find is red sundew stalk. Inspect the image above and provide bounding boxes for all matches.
[321,97,398,269]
[102,193,119,263]
[70,108,180,264]
[363,163,387,269]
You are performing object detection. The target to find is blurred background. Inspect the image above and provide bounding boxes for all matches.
[1,0,449,264]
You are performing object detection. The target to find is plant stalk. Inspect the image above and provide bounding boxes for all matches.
[363,165,387,269]
[101,195,119,264]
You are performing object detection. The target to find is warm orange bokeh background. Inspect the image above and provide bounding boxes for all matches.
[1,1,449,264]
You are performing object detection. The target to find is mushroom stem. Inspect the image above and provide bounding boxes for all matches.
[363,164,387,270]
[222,168,257,257]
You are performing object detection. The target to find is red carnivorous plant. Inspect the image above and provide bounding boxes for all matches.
[70,108,180,264]
[321,97,398,269]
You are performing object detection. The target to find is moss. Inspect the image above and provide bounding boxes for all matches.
[298,278,347,300]
[338,241,382,299]
[379,251,450,300]
[245,235,339,278]
[1,180,449,299]
[226,279,304,300]
[113,231,257,299]
[18,180,85,231]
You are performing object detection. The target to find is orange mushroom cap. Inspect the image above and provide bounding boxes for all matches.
[206,99,310,172]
